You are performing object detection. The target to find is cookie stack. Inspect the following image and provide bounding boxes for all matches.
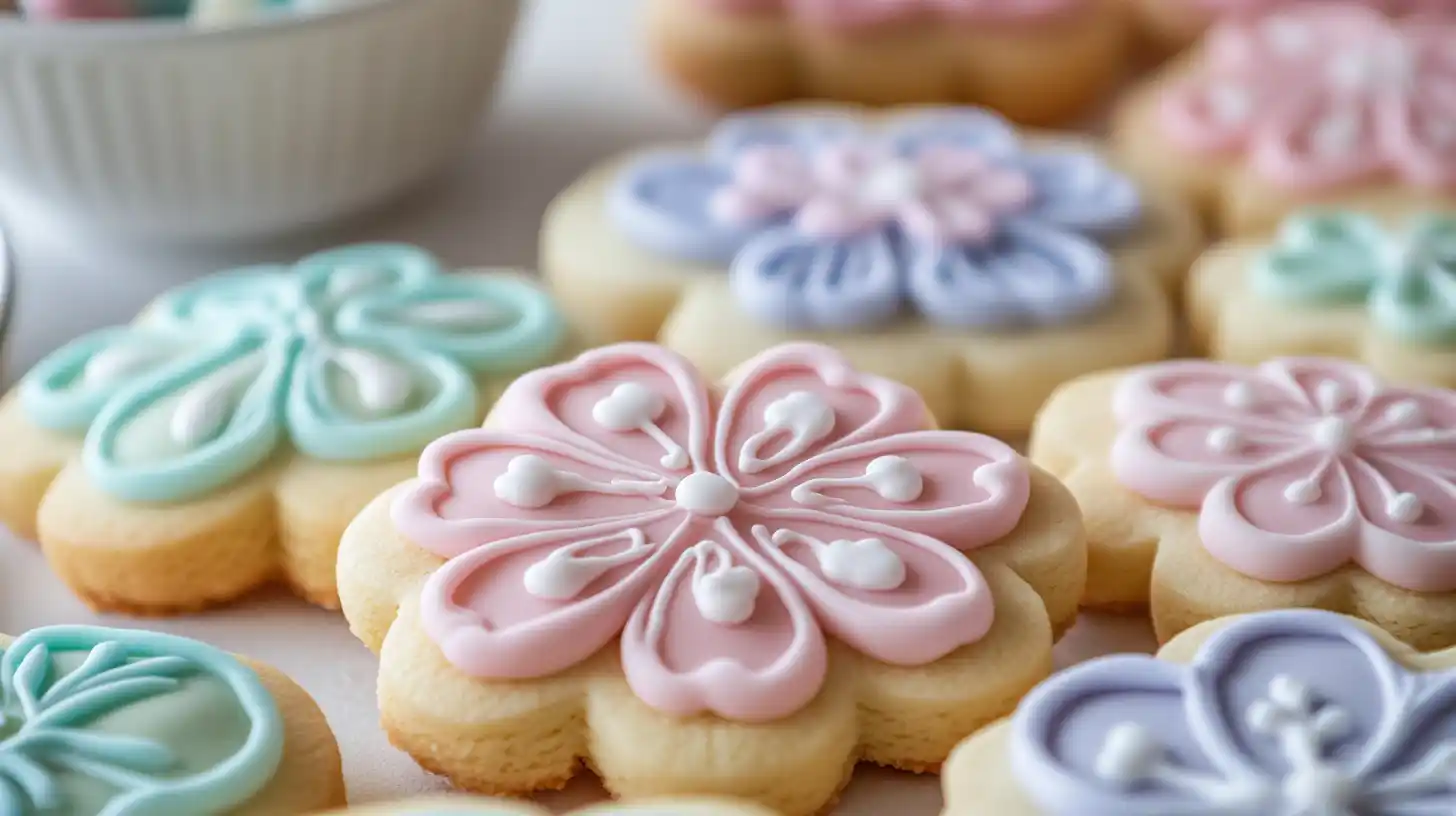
[1,0,1453,814]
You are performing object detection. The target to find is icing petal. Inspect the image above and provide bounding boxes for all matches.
[882,109,1021,161]
[1110,415,1305,508]
[333,273,566,374]
[294,243,441,311]
[746,430,1028,547]
[1368,216,1456,346]
[284,339,478,461]
[707,110,863,161]
[745,510,993,664]
[1364,673,1456,811]
[1010,655,1229,816]
[419,513,690,680]
[392,429,675,558]
[489,344,714,477]
[729,226,903,330]
[1251,211,1387,305]
[0,626,283,815]
[1185,610,1408,779]
[143,266,295,335]
[1158,73,1271,155]
[81,332,289,503]
[1197,451,1362,582]
[1248,96,1387,190]
[1113,359,1374,429]
[619,518,827,722]
[1345,454,1456,592]
[1014,151,1141,234]
[714,343,932,488]
[609,152,754,263]
[904,220,1115,327]
[20,328,200,433]
[1361,385,1456,478]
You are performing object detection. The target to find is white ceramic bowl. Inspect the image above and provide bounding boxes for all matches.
[0,0,522,241]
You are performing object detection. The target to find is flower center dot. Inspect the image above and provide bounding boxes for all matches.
[1311,416,1356,455]
[857,160,922,208]
[675,472,739,517]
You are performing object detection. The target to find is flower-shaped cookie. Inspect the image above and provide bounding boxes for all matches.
[321,796,778,815]
[1188,211,1456,388]
[1029,356,1456,647]
[0,625,344,814]
[1114,4,1456,234]
[0,243,567,613]
[646,0,1129,124]
[545,108,1200,436]
[338,342,1085,816]
[943,610,1456,815]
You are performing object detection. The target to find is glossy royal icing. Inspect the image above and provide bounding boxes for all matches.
[1111,358,1456,592]
[1159,5,1456,191]
[0,625,282,815]
[393,343,1031,722]
[20,244,565,504]
[1252,211,1456,347]
[611,110,1141,331]
[696,0,1087,26]
[1012,610,1456,815]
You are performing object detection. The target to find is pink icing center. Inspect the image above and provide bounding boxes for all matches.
[1157,6,1456,191]
[1111,358,1456,592]
[711,143,1033,244]
[393,343,1032,722]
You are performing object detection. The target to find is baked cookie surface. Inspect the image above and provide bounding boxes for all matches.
[1030,356,1456,648]
[321,796,779,814]
[943,609,1456,815]
[646,0,1130,125]
[0,243,568,614]
[0,624,344,815]
[338,341,1086,816]
[543,106,1202,436]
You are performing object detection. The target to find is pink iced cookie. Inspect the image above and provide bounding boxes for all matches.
[20,0,142,18]
[1030,356,1456,648]
[337,342,1087,816]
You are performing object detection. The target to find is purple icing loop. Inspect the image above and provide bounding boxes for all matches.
[1011,610,1456,815]
[609,109,1142,331]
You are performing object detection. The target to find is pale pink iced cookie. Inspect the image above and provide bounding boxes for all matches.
[1126,0,1450,59]
[646,0,1131,125]
[942,609,1456,816]
[1114,4,1456,235]
[337,342,1086,816]
[1187,210,1456,388]
[1029,356,1456,648]
[321,795,779,815]
[543,106,1203,437]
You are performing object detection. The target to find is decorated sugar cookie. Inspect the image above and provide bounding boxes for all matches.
[337,342,1086,816]
[1188,211,1456,388]
[543,106,1201,436]
[0,243,567,614]
[321,796,779,814]
[1029,356,1456,647]
[0,625,344,814]
[1125,0,1450,59]
[1114,4,1456,235]
[645,0,1131,124]
[943,610,1456,815]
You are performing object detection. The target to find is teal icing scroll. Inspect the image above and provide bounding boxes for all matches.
[1252,211,1456,347]
[0,626,283,816]
[20,244,567,503]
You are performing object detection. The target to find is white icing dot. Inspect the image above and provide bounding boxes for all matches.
[818,537,905,591]
[1284,477,1323,506]
[400,300,508,330]
[1386,492,1424,524]
[1206,84,1254,125]
[864,456,924,502]
[738,391,836,475]
[332,347,413,416]
[1095,723,1163,785]
[592,382,688,470]
[1206,426,1241,454]
[1224,382,1256,410]
[1263,17,1313,56]
[83,345,173,387]
[675,472,739,517]
[1384,399,1423,426]
[1309,114,1362,158]
[1315,379,1348,413]
[1310,416,1356,455]
[855,159,922,209]
[493,454,562,509]
[691,554,759,625]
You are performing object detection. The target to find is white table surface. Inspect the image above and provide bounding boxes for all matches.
[0,0,1160,810]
